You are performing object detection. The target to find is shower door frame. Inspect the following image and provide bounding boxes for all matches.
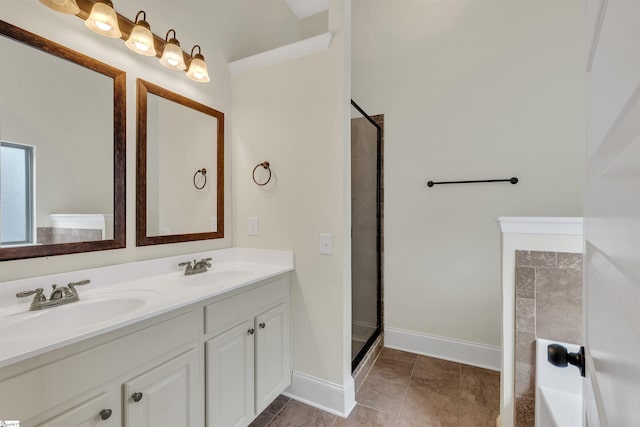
[351,99,383,372]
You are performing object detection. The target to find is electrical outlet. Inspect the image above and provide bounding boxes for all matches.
[319,233,333,255]
[248,217,259,236]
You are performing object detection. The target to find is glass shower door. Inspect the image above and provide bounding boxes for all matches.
[351,100,382,370]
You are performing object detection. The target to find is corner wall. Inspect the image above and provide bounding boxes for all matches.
[352,0,585,354]
[231,0,353,414]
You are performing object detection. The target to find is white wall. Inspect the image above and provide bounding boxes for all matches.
[206,0,302,61]
[232,0,352,404]
[352,0,585,349]
[0,0,299,281]
[301,11,329,39]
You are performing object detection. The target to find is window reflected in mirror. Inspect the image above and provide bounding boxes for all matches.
[1,142,34,245]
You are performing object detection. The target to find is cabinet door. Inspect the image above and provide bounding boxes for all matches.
[123,349,198,427]
[38,392,116,427]
[206,319,255,427]
[255,303,291,413]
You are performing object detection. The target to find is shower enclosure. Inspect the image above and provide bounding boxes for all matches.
[351,100,382,371]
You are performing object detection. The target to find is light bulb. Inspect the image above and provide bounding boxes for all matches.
[186,45,210,83]
[85,0,122,38]
[125,11,156,56]
[96,21,112,31]
[159,30,187,71]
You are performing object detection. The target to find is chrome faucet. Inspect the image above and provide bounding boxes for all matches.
[179,258,212,275]
[16,280,90,311]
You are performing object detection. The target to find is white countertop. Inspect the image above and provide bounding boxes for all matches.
[0,248,294,369]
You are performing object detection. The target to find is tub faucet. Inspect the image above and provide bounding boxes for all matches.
[179,258,212,275]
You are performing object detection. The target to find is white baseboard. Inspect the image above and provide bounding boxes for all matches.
[283,371,356,418]
[385,327,501,371]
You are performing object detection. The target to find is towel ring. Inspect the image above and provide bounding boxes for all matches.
[193,168,207,190]
[252,161,272,186]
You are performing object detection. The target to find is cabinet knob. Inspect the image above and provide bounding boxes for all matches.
[259,322,266,329]
[131,392,143,403]
[99,409,112,420]
[248,328,255,335]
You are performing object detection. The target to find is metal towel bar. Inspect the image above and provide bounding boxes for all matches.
[426,177,518,187]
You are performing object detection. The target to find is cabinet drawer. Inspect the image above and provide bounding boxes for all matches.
[204,276,288,337]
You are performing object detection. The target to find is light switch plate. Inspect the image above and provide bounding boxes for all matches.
[319,233,333,255]
[248,217,259,236]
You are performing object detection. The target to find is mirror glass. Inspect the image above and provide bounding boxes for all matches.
[137,79,224,246]
[0,21,126,261]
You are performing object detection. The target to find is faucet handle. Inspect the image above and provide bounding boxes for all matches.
[16,288,45,300]
[179,261,193,268]
[68,279,90,289]
[199,257,212,266]
[67,280,90,297]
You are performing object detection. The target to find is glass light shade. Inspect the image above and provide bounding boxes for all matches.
[85,1,122,38]
[39,0,80,14]
[186,55,210,83]
[159,42,186,70]
[125,22,156,56]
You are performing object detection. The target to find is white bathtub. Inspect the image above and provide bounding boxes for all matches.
[535,339,583,427]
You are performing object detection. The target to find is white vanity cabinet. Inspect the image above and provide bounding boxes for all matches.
[206,320,256,427]
[123,349,199,427]
[205,276,291,427]
[38,392,118,427]
[0,311,201,427]
[34,348,200,427]
[0,270,292,427]
[254,303,290,413]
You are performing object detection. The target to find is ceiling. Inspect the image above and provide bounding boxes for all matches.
[283,0,329,19]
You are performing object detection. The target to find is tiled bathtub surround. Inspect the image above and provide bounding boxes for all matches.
[514,250,582,427]
[37,227,103,244]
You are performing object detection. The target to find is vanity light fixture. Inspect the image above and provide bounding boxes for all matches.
[85,0,122,38]
[125,11,156,56]
[159,29,186,70]
[186,45,210,83]
[38,0,210,83]
[38,0,80,14]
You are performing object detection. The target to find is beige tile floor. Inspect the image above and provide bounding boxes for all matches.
[250,347,500,427]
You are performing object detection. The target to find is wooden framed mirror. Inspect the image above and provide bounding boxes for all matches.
[136,79,224,246]
[0,20,126,261]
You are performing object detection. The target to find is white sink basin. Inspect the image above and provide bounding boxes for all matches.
[1,295,148,345]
